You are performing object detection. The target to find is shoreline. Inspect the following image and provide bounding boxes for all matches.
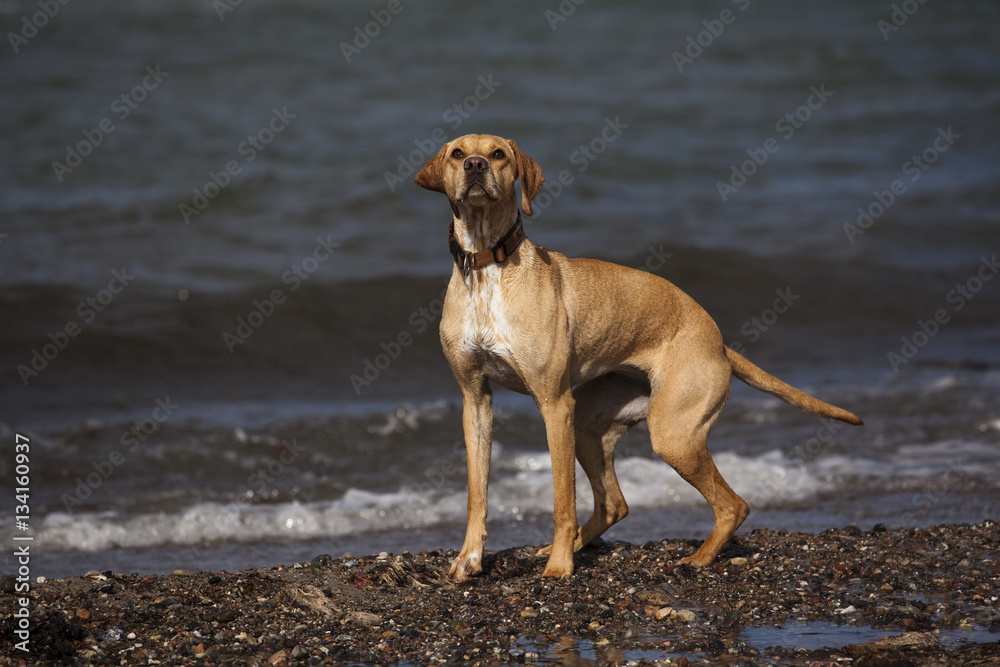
[2,522,998,665]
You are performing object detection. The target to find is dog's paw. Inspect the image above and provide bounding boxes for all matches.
[541,559,574,579]
[447,553,482,583]
[674,554,711,568]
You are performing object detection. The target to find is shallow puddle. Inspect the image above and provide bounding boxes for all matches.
[744,621,890,651]
[512,623,997,664]
[514,635,697,665]
[743,620,998,652]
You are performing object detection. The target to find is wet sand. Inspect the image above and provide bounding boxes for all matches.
[2,522,998,665]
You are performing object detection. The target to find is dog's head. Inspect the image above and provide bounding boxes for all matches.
[415,134,545,217]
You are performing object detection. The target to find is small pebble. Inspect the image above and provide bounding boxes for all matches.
[101,628,123,642]
[655,606,675,620]
[267,648,290,665]
[348,611,381,626]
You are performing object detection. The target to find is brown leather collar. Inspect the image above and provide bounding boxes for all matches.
[448,212,525,275]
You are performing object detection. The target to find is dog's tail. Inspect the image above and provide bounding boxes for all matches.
[725,346,863,425]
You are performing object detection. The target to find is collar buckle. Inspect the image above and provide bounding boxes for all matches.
[448,212,525,275]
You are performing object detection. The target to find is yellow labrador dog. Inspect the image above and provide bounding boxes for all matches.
[415,134,861,582]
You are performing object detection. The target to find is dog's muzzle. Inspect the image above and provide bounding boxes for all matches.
[461,155,497,200]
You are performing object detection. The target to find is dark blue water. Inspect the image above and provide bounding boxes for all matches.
[0,0,997,577]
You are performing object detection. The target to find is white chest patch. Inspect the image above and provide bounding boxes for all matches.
[459,264,516,363]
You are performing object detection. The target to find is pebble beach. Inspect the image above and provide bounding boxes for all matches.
[3,522,998,665]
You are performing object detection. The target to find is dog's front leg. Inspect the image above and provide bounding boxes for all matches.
[449,375,493,583]
[538,387,578,579]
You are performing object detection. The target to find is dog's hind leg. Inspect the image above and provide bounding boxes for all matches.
[538,372,648,555]
[647,356,748,566]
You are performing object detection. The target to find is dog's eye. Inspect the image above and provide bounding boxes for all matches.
[451,149,464,159]
[491,149,505,159]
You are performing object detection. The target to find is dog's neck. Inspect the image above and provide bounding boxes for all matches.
[450,198,521,254]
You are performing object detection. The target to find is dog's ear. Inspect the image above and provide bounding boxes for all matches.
[509,140,545,216]
[414,143,449,194]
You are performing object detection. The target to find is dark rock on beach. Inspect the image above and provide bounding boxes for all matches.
[2,522,998,665]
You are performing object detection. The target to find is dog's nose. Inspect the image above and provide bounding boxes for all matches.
[463,156,488,174]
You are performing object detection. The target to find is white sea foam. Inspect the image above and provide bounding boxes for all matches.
[29,433,1000,554]
[34,448,847,552]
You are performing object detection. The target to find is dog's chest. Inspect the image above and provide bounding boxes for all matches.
[457,268,522,385]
